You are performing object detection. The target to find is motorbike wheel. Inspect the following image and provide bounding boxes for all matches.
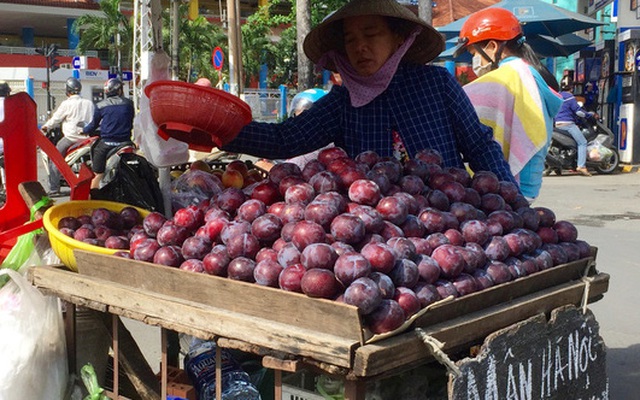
[543,163,562,176]
[594,150,620,175]
[70,155,92,175]
[63,156,92,188]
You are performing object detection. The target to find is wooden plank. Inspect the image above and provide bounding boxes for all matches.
[351,273,609,378]
[18,181,51,219]
[262,356,300,372]
[30,266,357,368]
[413,256,595,329]
[75,250,364,343]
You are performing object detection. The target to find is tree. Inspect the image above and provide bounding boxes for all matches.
[161,4,227,83]
[241,0,348,89]
[73,0,132,71]
[241,1,294,88]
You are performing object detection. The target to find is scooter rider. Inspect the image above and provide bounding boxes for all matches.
[453,7,562,202]
[41,77,95,197]
[554,81,594,177]
[83,78,135,190]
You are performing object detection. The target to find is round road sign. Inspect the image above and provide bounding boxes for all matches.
[212,47,224,71]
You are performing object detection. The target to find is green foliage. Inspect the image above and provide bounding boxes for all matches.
[73,0,351,89]
[162,4,227,83]
[73,0,132,69]
[242,0,349,88]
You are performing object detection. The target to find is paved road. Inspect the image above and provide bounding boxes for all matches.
[535,170,640,399]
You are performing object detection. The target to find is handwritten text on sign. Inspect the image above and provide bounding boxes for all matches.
[450,306,608,400]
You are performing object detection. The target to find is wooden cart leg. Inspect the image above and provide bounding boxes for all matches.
[112,314,119,399]
[97,313,160,398]
[161,329,168,400]
[274,369,282,400]
[64,301,76,376]
[216,344,222,400]
[344,379,365,400]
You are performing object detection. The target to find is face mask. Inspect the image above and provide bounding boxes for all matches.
[472,53,492,77]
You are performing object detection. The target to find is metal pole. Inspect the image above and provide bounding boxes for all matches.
[45,46,52,116]
[171,0,180,80]
[117,30,123,81]
[118,2,123,81]
[235,0,243,94]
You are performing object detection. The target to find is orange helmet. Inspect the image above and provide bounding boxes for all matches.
[453,8,523,56]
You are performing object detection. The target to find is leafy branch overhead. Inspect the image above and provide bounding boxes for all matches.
[73,0,348,88]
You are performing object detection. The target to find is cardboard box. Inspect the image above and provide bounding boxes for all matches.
[167,382,196,400]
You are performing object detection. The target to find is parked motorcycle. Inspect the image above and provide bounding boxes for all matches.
[544,116,620,176]
[40,129,136,189]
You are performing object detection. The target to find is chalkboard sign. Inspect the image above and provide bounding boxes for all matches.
[450,305,608,399]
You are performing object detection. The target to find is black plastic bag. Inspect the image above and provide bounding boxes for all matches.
[91,153,165,214]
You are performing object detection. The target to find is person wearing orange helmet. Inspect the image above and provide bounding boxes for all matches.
[453,8,563,202]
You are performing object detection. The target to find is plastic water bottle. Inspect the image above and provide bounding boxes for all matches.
[184,338,261,400]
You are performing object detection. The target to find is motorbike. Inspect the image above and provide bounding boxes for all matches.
[40,128,137,189]
[544,115,620,176]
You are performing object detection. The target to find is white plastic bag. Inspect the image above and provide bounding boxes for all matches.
[133,51,189,167]
[0,269,68,400]
[587,141,613,162]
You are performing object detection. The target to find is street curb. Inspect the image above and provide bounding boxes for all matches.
[620,165,640,173]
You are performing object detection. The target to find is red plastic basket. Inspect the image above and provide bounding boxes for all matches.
[144,81,252,152]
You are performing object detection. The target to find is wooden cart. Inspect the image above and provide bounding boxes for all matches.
[29,249,609,399]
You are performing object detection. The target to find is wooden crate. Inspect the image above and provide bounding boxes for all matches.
[30,248,608,377]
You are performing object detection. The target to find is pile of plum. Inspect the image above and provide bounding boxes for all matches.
[61,147,590,334]
[57,206,143,250]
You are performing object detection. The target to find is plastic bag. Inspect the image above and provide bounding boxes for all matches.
[0,269,68,400]
[81,363,109,400]
[170,169,224,211]
[133,51,190,168]
[587,141,614,162]
[91,153,165,214]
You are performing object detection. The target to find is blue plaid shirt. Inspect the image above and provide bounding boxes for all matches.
[224,64,516,184]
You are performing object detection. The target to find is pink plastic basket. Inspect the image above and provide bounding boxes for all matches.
[145,80,252,152]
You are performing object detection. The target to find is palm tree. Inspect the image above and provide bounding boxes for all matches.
[73,0,132,71]
[162,4,227,83]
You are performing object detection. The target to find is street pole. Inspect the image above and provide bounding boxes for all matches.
[171,0,181,80]
[118,2,124,81]
[46,54,52,117]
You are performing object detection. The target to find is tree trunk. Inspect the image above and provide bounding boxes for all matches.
[227,0,243,94]
[418,0,432,24]
[296,0,313,90]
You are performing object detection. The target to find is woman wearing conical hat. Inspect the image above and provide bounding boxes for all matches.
[223,0,516,186]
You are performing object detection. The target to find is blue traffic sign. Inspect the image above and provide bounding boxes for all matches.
[212,47,224,71]
[72,56,81,69]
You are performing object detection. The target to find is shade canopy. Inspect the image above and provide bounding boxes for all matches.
[437,0,604,40]
[526,33,593,57]
[438,32,593,61]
